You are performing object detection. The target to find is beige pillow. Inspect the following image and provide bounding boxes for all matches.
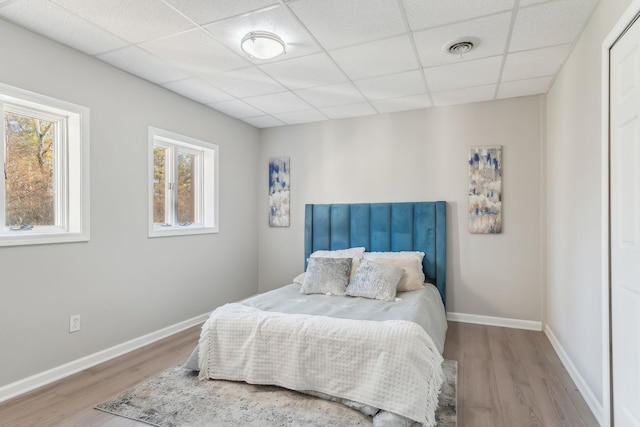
[292,272,305,285]
[374,258,425,292]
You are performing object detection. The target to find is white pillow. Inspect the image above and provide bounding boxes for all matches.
[310,247,365,259]
[363,251,425,262]
[310,247,365,282]
[292,272,305,285]
[373,258,425,292]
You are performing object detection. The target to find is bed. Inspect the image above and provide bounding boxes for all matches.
[186,201,448,426]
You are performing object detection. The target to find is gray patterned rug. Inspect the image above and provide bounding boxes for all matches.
[96,360,456,427]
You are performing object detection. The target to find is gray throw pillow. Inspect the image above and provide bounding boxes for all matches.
[346,259,404,302]
[300,257,352,296]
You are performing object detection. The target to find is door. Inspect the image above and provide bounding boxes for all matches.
[610,13,640,427]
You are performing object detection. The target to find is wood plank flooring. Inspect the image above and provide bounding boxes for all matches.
[443,322,599,427]
[0,322,599,427]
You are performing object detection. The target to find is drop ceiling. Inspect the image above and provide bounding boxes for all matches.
[0,0,600,128]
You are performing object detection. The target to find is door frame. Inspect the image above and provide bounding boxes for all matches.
[602,2,640,425]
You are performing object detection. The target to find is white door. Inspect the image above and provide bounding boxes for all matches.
[611,13,640,427]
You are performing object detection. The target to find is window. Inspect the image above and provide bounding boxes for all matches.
[148,127,218,237]
[0,83,89,247]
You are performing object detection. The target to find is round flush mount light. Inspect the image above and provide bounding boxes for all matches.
[240,31,286,60]
[443,37,479,56]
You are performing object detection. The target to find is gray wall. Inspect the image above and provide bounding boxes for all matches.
[545,0,632,416]
[258,96,544,322]
[0,19,260,387]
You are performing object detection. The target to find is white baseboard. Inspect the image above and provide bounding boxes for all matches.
[0,312,209,404]
[447,312,543,331]
[544,325,603,426]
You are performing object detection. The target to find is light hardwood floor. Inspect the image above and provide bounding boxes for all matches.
[0,322,599,427]
[444,322,599,427]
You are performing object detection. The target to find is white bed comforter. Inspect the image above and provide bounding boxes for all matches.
[198,303,444,426]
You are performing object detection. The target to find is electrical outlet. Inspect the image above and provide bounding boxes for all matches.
[69,314,80,333]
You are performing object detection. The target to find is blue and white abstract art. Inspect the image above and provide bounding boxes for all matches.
[269,157,290,227]
[469,146,502,234]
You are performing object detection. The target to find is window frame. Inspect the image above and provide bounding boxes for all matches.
[0,82,90,247]
[148,127,218,238]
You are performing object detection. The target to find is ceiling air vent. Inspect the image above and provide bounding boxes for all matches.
[443,38,479,57]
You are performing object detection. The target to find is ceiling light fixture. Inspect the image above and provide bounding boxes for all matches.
[240,31,286,60]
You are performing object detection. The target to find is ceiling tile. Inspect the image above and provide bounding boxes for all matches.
[288,0,406,50]
[371,94,432,114]
[209,99,265,119]
[204,5,320,63]
[329,35,419,81]
[502,44,572,81]
[202,67,285,98]
[164,0,279,25]
[0,0,128,55]
[424,56,503,92]
[260,53,347,90]
[243,91,312,114]
[402,0,514,31]
[273,109,328,125]
[242,115,285,128]
[519,0,548,5]
[355,70,426,101]
[497,76,553,98]
[320,103,378,120]
[0,0,597,127]
[162,77,233,104]
[414,13,512,68]
[140,29,249,75]
[509,0,600,52]
[431,84,497,106]
[50,0,194,44]
[97,46,191,84]
[294,82,366,108]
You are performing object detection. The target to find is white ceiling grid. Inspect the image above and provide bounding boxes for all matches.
[0,0,600,128]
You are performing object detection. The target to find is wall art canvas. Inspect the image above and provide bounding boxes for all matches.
[468,146,502,234]
[268,157,290,227]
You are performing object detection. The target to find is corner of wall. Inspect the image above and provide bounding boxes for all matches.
[539,94,548,329]
[544,325,604,425]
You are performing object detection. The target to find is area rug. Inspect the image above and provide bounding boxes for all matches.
[96,359,457,427]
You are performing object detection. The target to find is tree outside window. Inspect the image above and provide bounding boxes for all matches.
[4,110,56,227]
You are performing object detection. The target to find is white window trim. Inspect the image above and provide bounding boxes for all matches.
[148,127,219,238]
[0,83,90,247]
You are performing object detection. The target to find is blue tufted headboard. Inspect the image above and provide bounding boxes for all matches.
[304,202,447,306]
